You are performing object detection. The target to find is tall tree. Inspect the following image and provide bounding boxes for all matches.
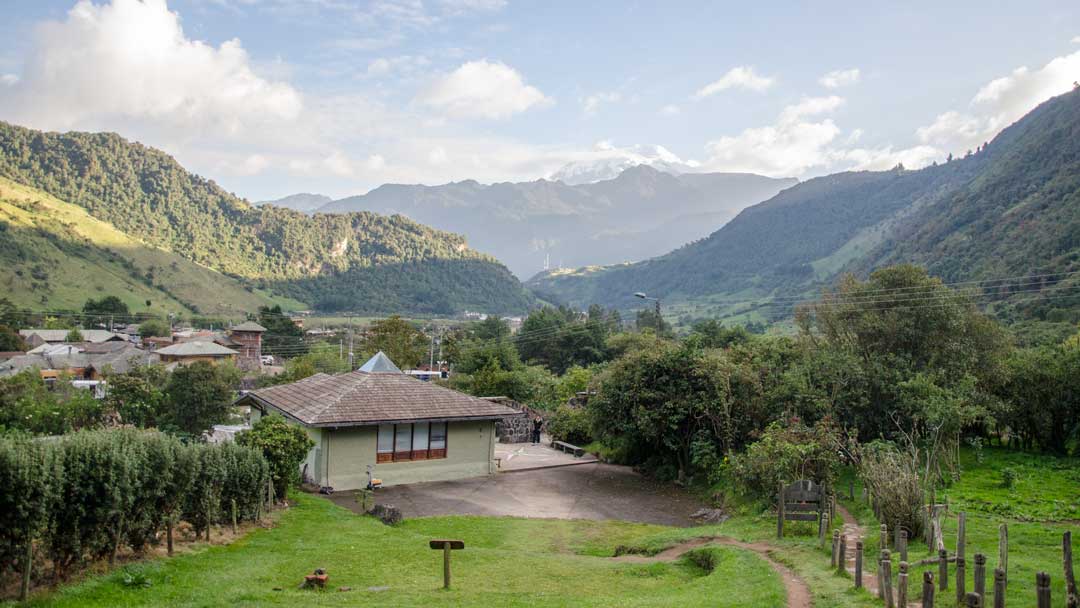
[162,362,240,436]
[362,316,428,369]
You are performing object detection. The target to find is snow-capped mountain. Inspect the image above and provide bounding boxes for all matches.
[550,143,701,185]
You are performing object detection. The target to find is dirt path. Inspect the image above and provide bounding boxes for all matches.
[836,503,880,596]
[613,537,812,608]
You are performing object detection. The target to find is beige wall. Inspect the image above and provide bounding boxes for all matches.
[321,421,496,490]
[253,406,497,490]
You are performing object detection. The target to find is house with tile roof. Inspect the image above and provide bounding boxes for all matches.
[234,351,519,489]
[155,340,238,367]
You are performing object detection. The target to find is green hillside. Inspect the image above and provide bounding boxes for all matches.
[0,177,302,315]
[529,88,1080,323]
[0,121,533,315]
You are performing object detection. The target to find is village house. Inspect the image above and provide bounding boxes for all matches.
[235,352,519,490]
[227,321,266,368]
[155,340,238,367]
[0,341,158,390]
[18,329,126,348]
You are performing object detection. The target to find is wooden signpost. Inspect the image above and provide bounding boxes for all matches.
[777,480,823,538]
[429,539,465,589]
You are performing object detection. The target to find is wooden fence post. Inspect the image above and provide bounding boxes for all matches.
[901,530,909,564]
[838,535,847,574]
[998,524,1008,591]
[974,553,986,599]
[923,571,935,608]
[267,477,274,509]
[20,531,31,602]
[879,523,889,599]
[832,530,840,568]
[966,591,983,608]
[1036,572,1051,608]
[957,512,967,561]
[166,517,174,556]
[819,511,828,546]
[898,561,909,608]
[957,556,967,606]
[855,540,863,588]
[882,549,894,608]
[777,482,785,539]
[231,499,238,535]
[940,549,949,591]
[993,567,1005,608]
[1065,531,1079,608]
[831,493,836,523]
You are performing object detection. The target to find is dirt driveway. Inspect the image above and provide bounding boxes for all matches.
[328,462,706,526]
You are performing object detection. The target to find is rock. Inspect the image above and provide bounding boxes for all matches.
[690,508,729,524]
[370,503,403,526]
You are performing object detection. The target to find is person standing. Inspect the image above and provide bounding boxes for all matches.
[531,415,543,445]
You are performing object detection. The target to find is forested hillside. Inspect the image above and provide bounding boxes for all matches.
[0,121,533,315]
[530,88,1080,322]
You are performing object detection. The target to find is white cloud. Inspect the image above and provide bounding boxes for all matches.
[366,154,387,171]
[1072,35,1080,43]
[429,146,449,165]
[0,74,17,86]
[0,0,302,137]
[582,91,621,115]
[415,59,552,120]
[659,104,680,116]
[438,0,507,14]
[819,68,860,89]
[779,95,845,122]
[916,49,1080,153]
[364,54,430,78]
[693,66,774,100]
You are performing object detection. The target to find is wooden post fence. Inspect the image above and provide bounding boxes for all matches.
[957,556,967,606]
[957,512,967,561]
[879,523,888,600]
[777,482,785,539]
[999,523,1008,591]
[855,540,863,588]
[838,535,847,574]
[974,553,986,599]
[966,591,983,608]
[1065,531,1079,608]
[832,530,840,568]
[993,568,1005,608]
[898,561,909,608]
[940,549,949,591]
[882,549,894,608]
[1036,572,1051,608]
[900,530,909,564]
[922,571,935,608]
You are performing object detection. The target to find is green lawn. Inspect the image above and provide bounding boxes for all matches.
[30,494,786,607]
[839,446,1080,608]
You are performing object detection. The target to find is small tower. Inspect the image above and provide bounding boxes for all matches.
[229,321,267,366]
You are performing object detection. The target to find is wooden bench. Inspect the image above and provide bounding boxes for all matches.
[552,440,585,457]
[778,479,824,538]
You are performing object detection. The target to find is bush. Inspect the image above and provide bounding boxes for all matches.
[0,429,269,579]
[729,418,841,502]
[546,404,592,445]
[1001,467,1017,489]
[858,442,925,538]
[236,413,313,499]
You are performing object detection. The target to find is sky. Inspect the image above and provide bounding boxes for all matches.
[1,0,1079,201]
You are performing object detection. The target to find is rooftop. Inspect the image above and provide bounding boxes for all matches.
[155,341,238,357]
[231,321,268,333]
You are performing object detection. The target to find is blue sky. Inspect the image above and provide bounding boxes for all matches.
[1,0,1079,200]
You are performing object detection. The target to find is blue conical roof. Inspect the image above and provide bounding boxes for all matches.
[358,351,402,373]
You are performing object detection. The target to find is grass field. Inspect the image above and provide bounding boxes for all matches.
[840,446,1080,608]
[30,494,786,608]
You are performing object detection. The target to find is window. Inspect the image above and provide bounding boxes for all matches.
[375,422,448,462]
[377,424,394,463]
[430,422,447,459]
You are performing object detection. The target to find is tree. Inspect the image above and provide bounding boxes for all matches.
[138,318,171,338]
[236,414,314,499]
[0,325,26,351]
[363,316,428,369]
[162,362,240,436]
[65,328,84,342]
[83,296,130,327]
[256,305,306,357]
[472,316,510,341]
[104,364,169,427]
[689,319,750,349]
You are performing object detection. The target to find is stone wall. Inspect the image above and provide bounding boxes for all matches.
[486,396,534,443]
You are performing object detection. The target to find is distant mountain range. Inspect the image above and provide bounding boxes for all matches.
[286,167,796,278]
[528,88,1080,324]
[549,144,701,185]
[256,192,332,213]
[0,121,533,316]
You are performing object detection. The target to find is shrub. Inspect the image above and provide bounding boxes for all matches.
[546,404,592,446]
[0,434,60,577]
[729,418,841,502]
[1001,467,1017,489]
[858,442,925,538]
[236,413,313,499]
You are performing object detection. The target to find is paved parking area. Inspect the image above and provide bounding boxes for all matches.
[494,439,597,471]
[328,462,706,526]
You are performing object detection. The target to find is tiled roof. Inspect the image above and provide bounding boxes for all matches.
[156,341,238,356]
[231,321,267,332]
[243,370,518,427]
[19,329,123,343]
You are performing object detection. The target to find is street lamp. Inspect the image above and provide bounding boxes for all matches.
[634,292,662,341]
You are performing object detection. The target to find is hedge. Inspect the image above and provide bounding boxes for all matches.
[0,429,269,582]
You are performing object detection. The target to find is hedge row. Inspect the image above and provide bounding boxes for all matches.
[0,429,270,580]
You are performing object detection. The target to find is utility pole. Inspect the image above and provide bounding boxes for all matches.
[429,325,435,370]
[347,315,355,370]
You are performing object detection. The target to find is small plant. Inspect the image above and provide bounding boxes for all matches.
[966,437,985,464]
[1001,467,1017,489]
[119,568,153,588]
